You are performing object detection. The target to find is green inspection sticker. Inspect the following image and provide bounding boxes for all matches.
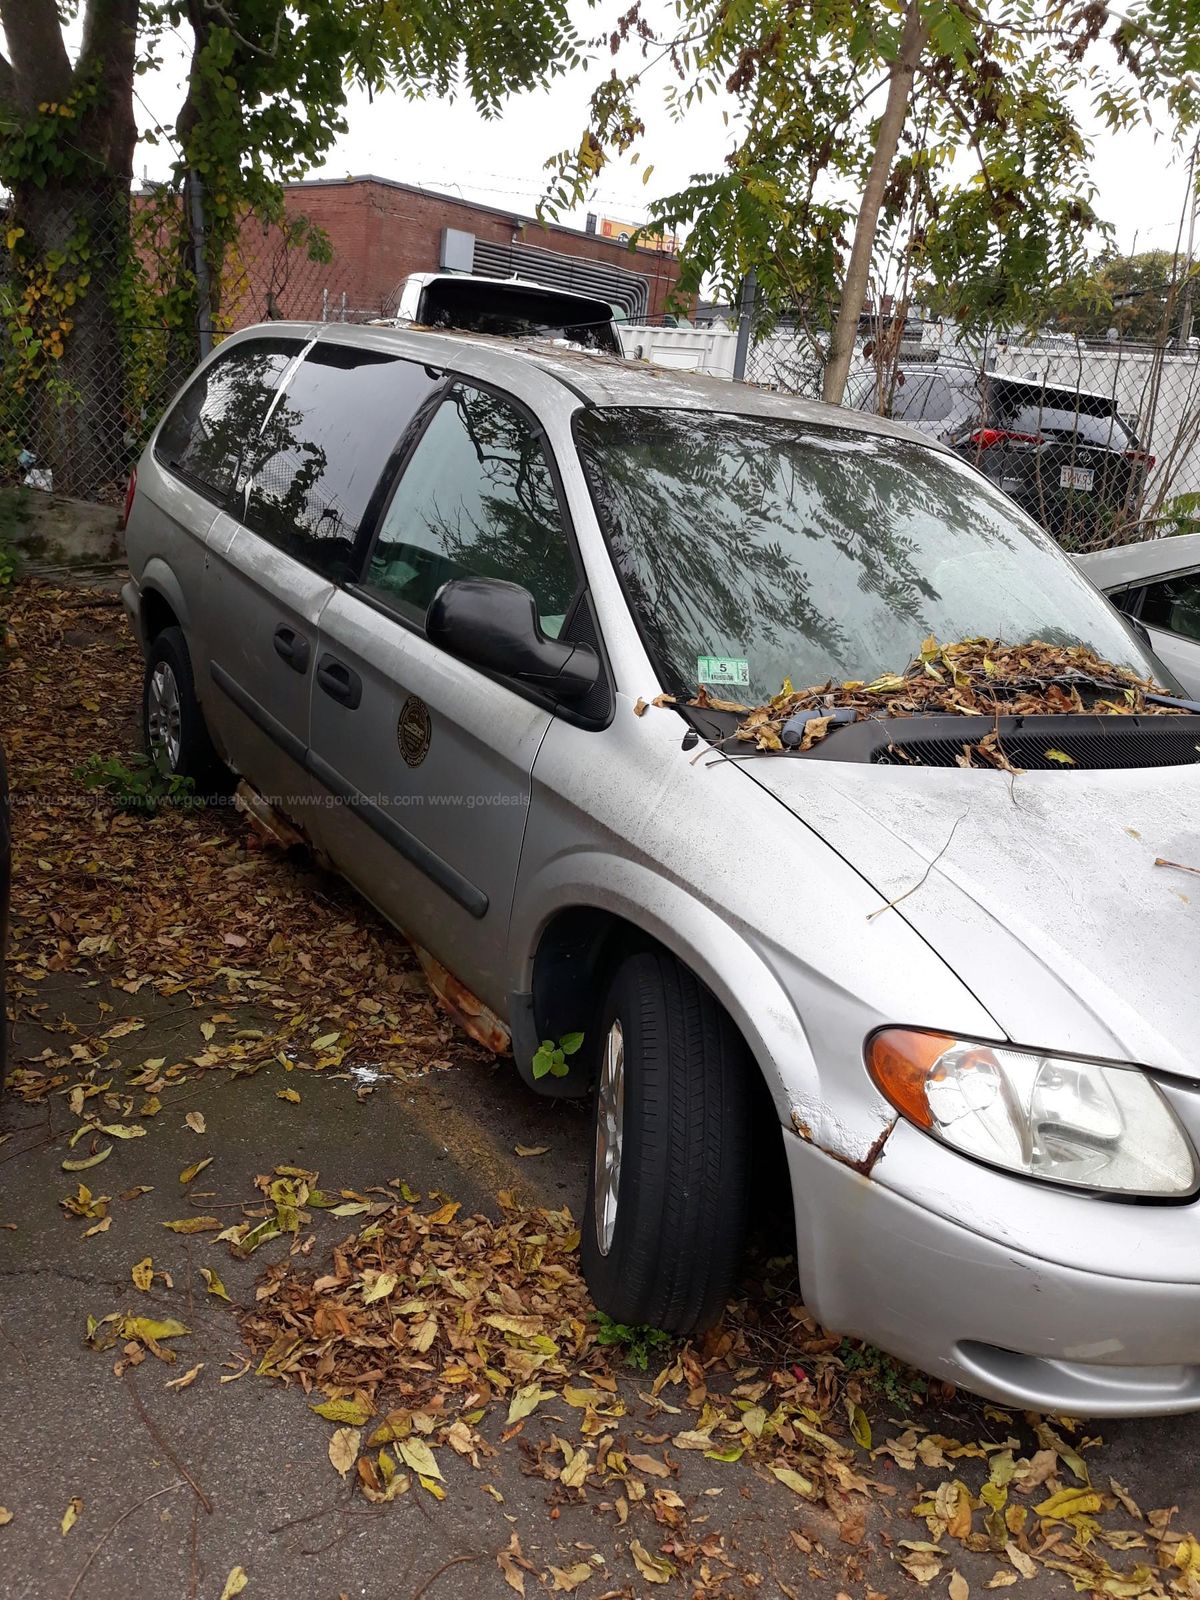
[697,655,751,688]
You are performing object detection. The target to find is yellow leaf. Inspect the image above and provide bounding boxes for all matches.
[1005,1542,1038,1579]
[0,1507,11,1526]
[123,1316,190,1342]
[362,1272,397,1305]
[1044,748,1075,766]
[549,1562,594,1591]
[311,1397,373,1426]
[184,1111,206,1134]
[987,1573,1018,1589]
[165,1362,204,1390]
[179,1158,213,1184]
[1034,1488,1102,1522]
[847,1399,872,1450]
[328,1427,361,1478]
[131,1257,154,1291]
[61,1498,82,1535]
[560,1444,590,1489]
[312,1032,339,1050]
[219,1567,248,1600]
[162,1217,220,1233]
[95,1123,146,1139]
[200,1266,231,1301]
[276,1088,301,1104]
[514,1144,549,1157]
[398,1437,442,1481]
[630,1539,674,1585]
[507,1383,550,1424]
[770,1464,815,1497]
[426,1201,461,1225]
[950,1574,970,1600]
[62,1146,111,1171]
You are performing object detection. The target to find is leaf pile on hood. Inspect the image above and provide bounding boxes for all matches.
[688,637,1186,764]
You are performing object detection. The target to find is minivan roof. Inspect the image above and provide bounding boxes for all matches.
[222,320,947,449]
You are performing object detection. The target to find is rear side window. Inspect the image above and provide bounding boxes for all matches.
[362,383,578,634]
[243,344,443,582]
[155,338,298,502]
[890,377,932,421]
[919,376,958,423]
[1138,572,1200,641]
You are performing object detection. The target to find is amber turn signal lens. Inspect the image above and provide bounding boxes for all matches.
[867,1029,959,1129]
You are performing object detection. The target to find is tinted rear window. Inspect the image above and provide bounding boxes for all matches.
[155,338,299,502]
[242,344,443,581]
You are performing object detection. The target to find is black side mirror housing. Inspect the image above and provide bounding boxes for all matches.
[426,577,602,704]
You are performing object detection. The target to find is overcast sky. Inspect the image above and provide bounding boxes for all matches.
[126,6,1194,259]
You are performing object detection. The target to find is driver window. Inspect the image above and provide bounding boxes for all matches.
[363,383,578,636]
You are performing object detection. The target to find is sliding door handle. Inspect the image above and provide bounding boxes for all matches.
[316,654,362,709]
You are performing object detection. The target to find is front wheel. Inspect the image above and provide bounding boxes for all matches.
[142,627,226,795]
[581,949,752,1335]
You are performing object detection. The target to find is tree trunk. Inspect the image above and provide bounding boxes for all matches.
[822,0,929,406]
[0,0,138,495]
[14,177,133,496]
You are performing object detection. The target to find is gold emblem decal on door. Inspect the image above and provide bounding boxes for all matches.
[397,696,432,767]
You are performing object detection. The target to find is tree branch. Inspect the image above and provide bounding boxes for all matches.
[0,0,72,107]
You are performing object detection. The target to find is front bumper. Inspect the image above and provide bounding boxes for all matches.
[786,1128,1200,1415]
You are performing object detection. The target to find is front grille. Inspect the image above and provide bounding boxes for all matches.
[805,714,1200,771]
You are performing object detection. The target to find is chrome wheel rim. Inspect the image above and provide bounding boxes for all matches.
[147,662,182,772]
[593,1020,624,1256]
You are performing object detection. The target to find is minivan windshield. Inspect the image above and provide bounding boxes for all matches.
[575,408,1166,701]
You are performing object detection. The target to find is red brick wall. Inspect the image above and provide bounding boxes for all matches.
[225,178,684,327]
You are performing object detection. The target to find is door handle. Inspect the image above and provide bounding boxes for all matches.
[316,653,362,709]
[273,625,310,673]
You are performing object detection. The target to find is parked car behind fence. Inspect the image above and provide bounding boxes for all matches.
[845,364,1153,549]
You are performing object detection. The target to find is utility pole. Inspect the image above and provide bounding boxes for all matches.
[1176,140,1198,351]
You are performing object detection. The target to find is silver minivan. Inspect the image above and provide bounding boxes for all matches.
[123,322,1200,1416]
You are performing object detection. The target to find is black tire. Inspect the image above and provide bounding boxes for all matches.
[142,626,227,795]
[581,948,751,1335]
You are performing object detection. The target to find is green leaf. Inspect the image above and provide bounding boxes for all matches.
[560,1031,585,1055]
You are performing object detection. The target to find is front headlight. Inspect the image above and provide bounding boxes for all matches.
[867,1028,1197,1197]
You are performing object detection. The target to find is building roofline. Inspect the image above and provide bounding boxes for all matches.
[281,173,674,261]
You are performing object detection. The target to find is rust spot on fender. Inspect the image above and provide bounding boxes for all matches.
[790,1110,895,1176]
[412,945,511,1056]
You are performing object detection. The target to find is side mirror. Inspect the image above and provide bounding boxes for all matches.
[426,577,602,704]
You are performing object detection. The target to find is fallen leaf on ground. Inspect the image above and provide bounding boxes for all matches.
[184,1112,206,1135]
[61,1498,82,1536]
[219,1568,248,1600]
[514,1145,548,1157]
[179,1158,213,1184]
[630,1538,674,1584]
[166,1363,204,1390]
[131,1257,153,1291]
[328,1428,361,1478]
[200,1267,231,1301]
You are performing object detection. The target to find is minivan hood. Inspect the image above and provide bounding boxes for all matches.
[743,756,1200,1078]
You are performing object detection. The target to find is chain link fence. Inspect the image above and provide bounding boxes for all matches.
[0,184,383,504]
[740,318,1200,553]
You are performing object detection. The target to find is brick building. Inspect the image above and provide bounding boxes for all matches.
[226,175,683,329]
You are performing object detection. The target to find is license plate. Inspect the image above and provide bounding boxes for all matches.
[1060,465,1095,491]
